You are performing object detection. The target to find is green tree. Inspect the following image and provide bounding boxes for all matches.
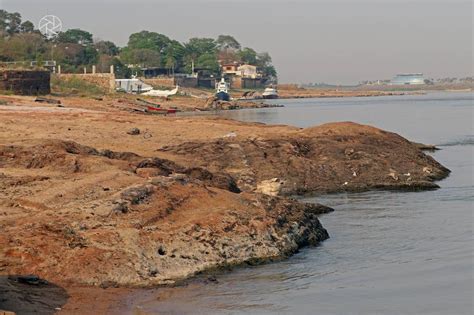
[183,37,218,73]
[0,10,7,34]
[111,57,132,78]
[165,55,177,74]
[52,43,97,68]
[57,29,93,45]
[256,52,271,67]
[125,31,188,70]
[255,52,277,78]
[0,33,46,61]
[0,10,22,35]
[185,38,217,56]
[82,45,99,64]
[127,31,171,52]
[195,53,220,75]
[163,40,184,72]
[19,20,34,33]
[94,40,119,56]
[120,48,161,67]
[238,47,257,65]
[97,55,131,78]
[216,35,240,50]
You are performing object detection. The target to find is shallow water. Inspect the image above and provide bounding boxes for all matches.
[128,92,473,315]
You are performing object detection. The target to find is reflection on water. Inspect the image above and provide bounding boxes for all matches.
[127,92,473,315]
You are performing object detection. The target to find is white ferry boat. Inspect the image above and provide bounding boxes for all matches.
[262,86,279,99]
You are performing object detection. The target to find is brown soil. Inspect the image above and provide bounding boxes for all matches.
[0,95,449,314]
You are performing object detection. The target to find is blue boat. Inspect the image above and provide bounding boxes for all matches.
[215,78,230,101]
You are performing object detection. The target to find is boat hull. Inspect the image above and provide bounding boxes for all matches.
[262,94,279,99]
[216,91,230,101]
[147,106,176,114]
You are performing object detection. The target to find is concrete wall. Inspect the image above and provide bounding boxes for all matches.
[176,77,198,88]
[231,76,262,89]
[0,70,50,95]
[54,73,115,92]
[242,78,262,89]
[198,78,216,89]
[230,76,242,89]
[143,76,198,88]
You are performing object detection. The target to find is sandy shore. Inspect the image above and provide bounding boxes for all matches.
[276,88,406,99]
[0,94,449,314]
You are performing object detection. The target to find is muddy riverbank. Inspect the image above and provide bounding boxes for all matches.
[0,96,449,314]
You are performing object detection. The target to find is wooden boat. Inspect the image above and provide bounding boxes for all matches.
[146,106,177,114]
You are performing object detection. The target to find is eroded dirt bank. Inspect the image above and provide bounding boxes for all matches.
[0,101,449,313]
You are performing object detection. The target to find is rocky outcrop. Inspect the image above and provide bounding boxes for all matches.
[0,140,330,287]
[159,122,450,195]
[0,122,450,290]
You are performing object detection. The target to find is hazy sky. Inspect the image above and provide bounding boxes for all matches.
[1,0,472,84]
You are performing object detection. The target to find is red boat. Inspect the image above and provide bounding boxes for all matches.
[146,106,177,114]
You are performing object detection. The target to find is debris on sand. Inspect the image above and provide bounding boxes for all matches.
[34,97,61,105]
[127,127,141,135]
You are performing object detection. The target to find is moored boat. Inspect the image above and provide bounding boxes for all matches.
[146,106,177,114]
[215,78,230,101]
[262,86,279,99]
[115,77,153,94]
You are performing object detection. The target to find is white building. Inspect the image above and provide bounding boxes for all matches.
[390,73,424,85]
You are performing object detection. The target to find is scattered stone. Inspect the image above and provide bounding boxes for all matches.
[127,128,140,135]
[256,178,283,196]
[112,200,128,214]
[223,132,237,138]
[388,169,399,181]
[206,275,218,283]
[149,176,173,186]
[63,227,87,248]
[99,280,118,289]
[120,185,155,205]
[34,97,61,105]
[136,167,163,178]
[344,148,354,155]
[411,142,440,151]
[169,173,187,183]
[157,245,167,256]
[423,166,432,174]
[16,275,48,285]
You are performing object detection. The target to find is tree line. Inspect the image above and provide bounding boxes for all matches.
[0,10,277,80]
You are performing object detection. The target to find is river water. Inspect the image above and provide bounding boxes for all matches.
[128,92,473,315]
